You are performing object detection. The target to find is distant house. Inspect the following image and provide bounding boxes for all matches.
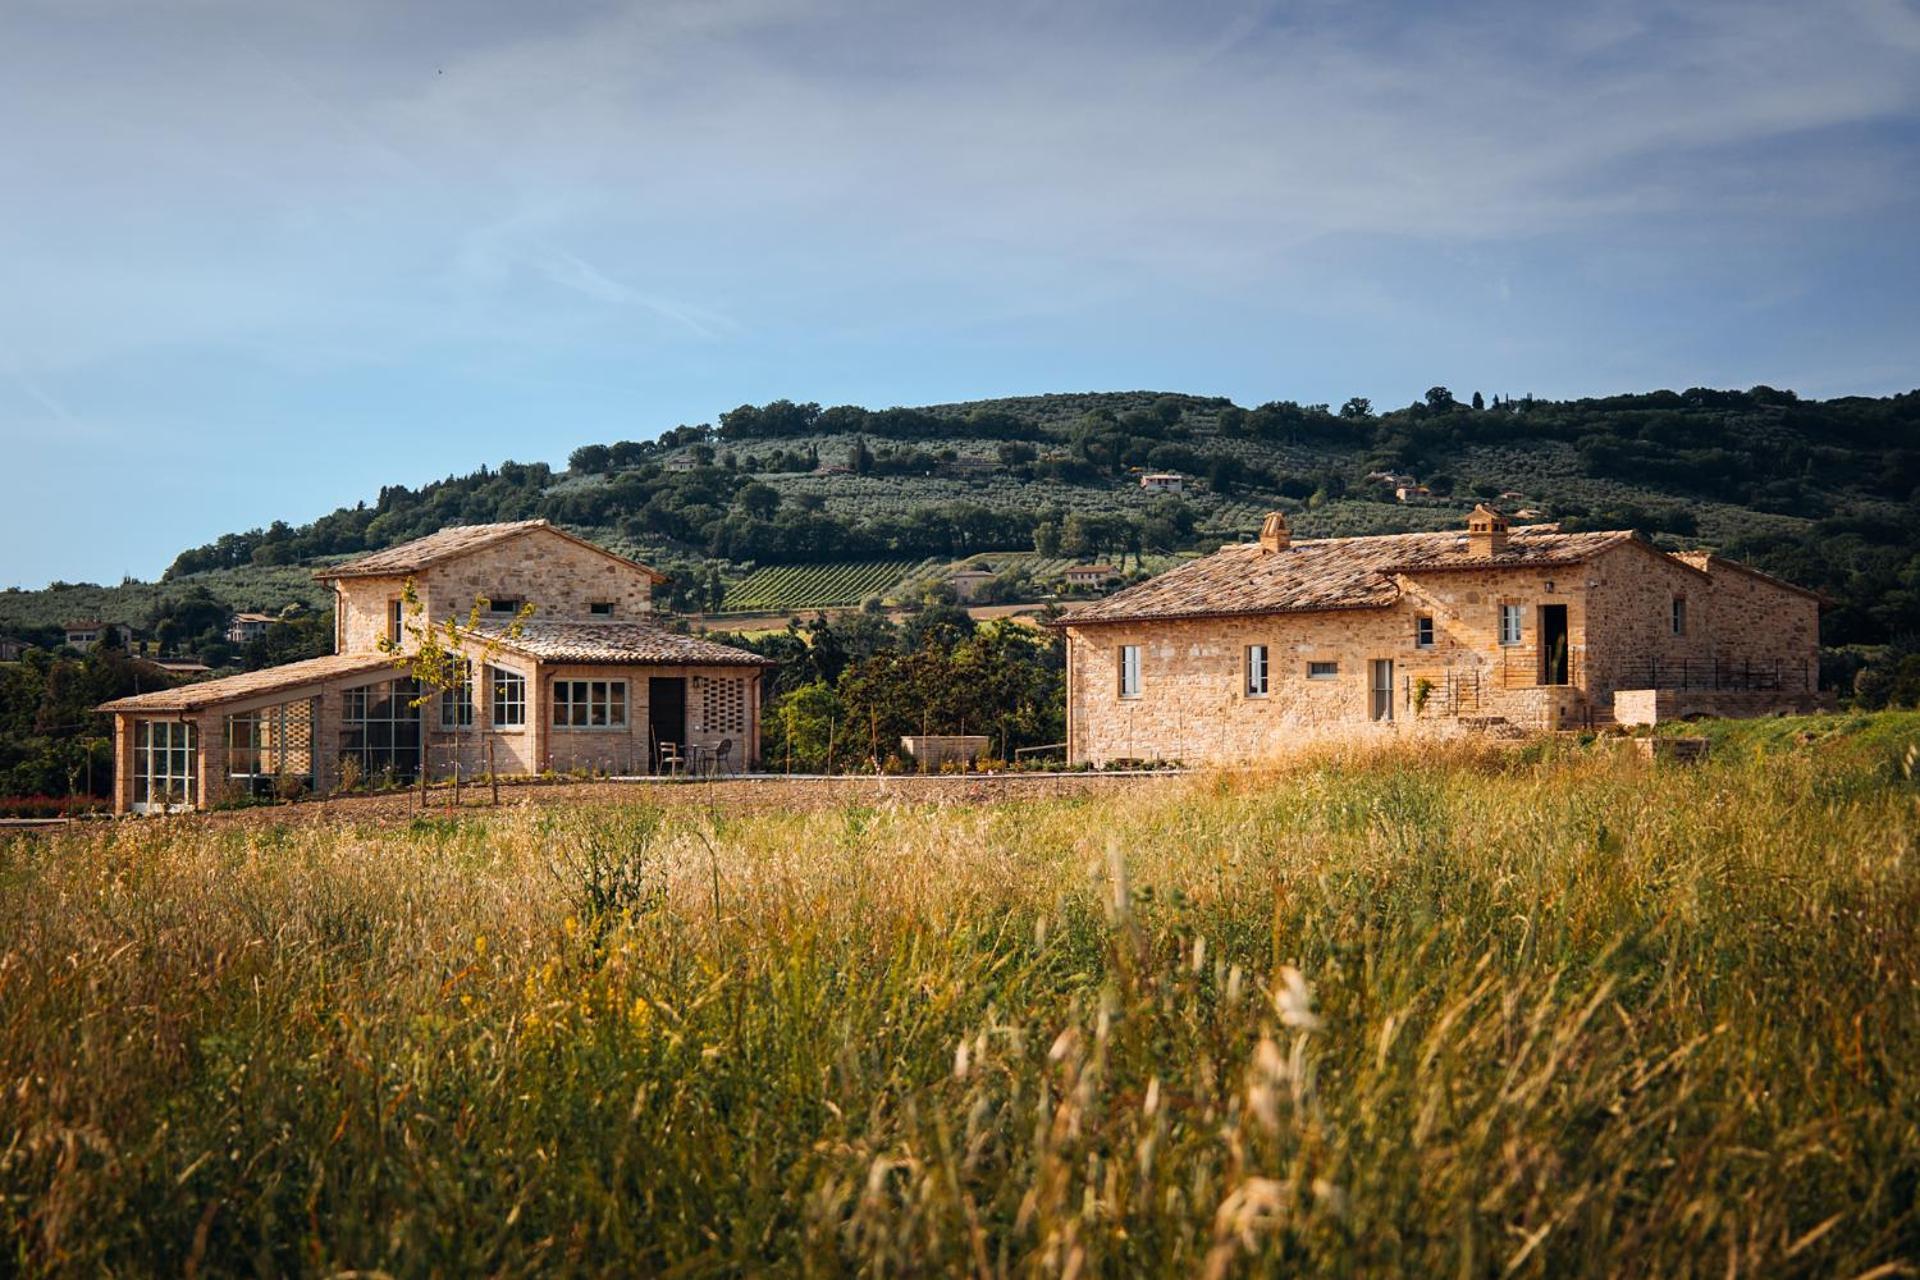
[63,620,118,650]
[946,567,999,601]
[1368,471,1417,488]
[1140,472,1185,493]
[1499,490,1527,501]
[0,638,23,662]
[664,454,699,472]
[226,612,278,646]
[1394,485,1432,503]
[1053,507,1826,766]
[1064,564,1118,590]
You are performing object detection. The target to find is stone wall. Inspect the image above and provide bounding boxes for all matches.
[334,528,657,654]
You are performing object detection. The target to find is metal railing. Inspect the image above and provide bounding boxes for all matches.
[1610,657,1813,693]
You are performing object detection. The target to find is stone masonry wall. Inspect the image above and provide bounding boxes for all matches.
[334,528,656,655]
[1066,559,1592,766]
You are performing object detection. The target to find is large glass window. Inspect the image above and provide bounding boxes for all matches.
[1118,646,1141,699]
[491,667,527,728]
[224,698,316,799]
[553,679,627,729]
[440,661,474,728]
[133,719,198,811]
[340,678,422,783]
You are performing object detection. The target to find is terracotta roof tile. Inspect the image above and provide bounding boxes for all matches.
[98,652,396,713]
[316,520,666,583]
[1056,525,1634,626]
[475,621,775,667]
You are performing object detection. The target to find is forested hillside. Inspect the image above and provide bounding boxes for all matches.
[6,385,1919,647]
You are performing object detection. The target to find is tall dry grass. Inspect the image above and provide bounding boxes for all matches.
[1,728,1916,1276]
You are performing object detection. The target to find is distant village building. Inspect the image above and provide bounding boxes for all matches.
[99,520,773,813]
[1064,564,1118,590]
[946,567,999,601]
[1053,507,1824,766]
[1139,472,1185,493]
[664,454,699,472]
[63,620,118,650]
[1394,485,1432,502]
[226,612,279,646]
[0,638,23,662]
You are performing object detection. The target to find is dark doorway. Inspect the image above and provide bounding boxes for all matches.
[1539,604,1569,685]
[648,677,686,773]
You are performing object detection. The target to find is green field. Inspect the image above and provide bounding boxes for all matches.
[4,714,1917,1275]
[718,558,934,612]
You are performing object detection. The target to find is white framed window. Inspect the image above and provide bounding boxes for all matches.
[1118,645,1142,699]
[1671,597,1687,635]
[1307,660,1339,680]
[490,667,526,728]
[1498,604,1523,646]
[1415,615,1435,648]
[439,661,474,728]
[1245,644,1270,696]
[553,679,628,729]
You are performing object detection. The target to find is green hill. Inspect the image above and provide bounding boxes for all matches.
[5,385,1917,650]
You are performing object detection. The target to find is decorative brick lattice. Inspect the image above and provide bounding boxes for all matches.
[700,678,747,735]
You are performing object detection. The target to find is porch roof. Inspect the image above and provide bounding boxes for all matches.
[97,652,395,714]
[475,620,777,667]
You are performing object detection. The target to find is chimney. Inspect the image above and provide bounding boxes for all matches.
[1467,503,1510,557]
[1258,511,1291,553]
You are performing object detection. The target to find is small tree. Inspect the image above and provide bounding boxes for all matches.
[379,579,534,804]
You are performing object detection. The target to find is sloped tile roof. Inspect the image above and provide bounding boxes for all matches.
[98,652,397,713]
[474,621,776,667]
[1669,549,1823,600]
[1056,525,1634,626]
[316,520,666,583]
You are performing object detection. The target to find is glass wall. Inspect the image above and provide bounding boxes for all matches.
[132,720,197,812]
[339,678,422,783]
[224,698,317,799]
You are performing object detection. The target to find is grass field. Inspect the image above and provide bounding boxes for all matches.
[3,717,1918,1275]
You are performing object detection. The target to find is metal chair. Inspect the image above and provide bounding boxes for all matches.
[709,738,735,776]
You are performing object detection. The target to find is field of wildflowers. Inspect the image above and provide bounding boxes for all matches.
[2,717,1916,1275]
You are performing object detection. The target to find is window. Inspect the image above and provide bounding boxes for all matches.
[1672,597,1687,635]
[387,599,404,645]
[1245,644,1270,696]
[487,598,523,615]
[440,661,474,728]
[1370,659,1395,722]
[133,719,198,811]
[340,678,421,782]
[553,679,627,728]
[589,601,615,616]
[1307,661,1339,680]
[1118,645,1142,699]
[1498,604,1523,646]
[1415,615,1435,648]
[490,667,526,728]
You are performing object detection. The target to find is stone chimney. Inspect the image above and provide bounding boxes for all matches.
[1258,511,1291,553]
[1467,503,1510,557]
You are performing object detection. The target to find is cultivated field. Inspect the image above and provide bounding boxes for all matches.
[3,718,1917,1275]
[719,558,936,611]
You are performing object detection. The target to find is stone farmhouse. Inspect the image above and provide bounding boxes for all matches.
[99,520,773,813]
[1055,507,1823,766]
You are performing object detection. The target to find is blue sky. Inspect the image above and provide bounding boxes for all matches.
[2,0,1917,587]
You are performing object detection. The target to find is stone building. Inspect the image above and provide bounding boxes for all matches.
[99,520,773,813]
[1056,507,1823,766]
